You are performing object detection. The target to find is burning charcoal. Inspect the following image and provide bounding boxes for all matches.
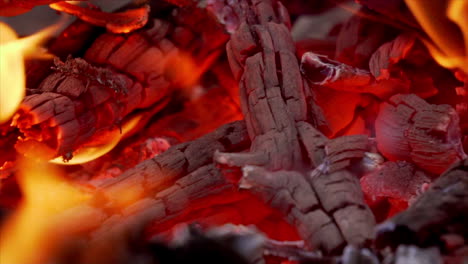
[375,94,466,174]
[369,34,417,80]
[49,2,150,34]
[97,120,249,201]
[12,56,168,161]
[301,52,409,99]
[26,20,101,89]
[375,159,468,249]
[306,86,365,137]
[240,165,375,254]
[300,52,407,136]
[210,1,374,253]
[369,33,442,99]
[41,121,249,264]
[219,0,328,170]
[9,12,228,161]
[360,161,431,213]
[335,12,398,68]
[236,125,375,254]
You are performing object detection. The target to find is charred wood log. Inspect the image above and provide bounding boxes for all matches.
[208,0,375,254]
[238,124,375,254]
[303,33,442,99]
[218,0,328,170]
[45,121,249,264]
[375,94,466,174]
[26,20,102,89]
[375,158,468,249]
[95,120,249,202]
[9,12,228,161]
[148,225,379,264]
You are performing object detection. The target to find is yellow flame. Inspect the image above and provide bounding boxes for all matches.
[0,158,91,264]
[0,19,68,124]
[405,0,468,72]
[50,113,143,165]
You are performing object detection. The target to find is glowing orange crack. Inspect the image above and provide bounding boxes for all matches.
[49,2,150,34]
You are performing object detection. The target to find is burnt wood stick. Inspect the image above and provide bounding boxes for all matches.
[10,13,228,161]
[240,165,375,254]
[375,158,468,249]
[227,122,376,254]
[46,121,248,263]
[219,0,328,170]
[301,52,408,99]
[80,164,235,264]
[212,0,375,254]
[96,120,249,204]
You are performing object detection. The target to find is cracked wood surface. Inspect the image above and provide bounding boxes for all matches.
[9,12,228,161]
[240,122,375,254]
[375,94,466,175]
[47,121,250,264]
[210,0,376,254]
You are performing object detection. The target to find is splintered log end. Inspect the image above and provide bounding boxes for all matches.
[376,94,466,174]
[301,52,372,89]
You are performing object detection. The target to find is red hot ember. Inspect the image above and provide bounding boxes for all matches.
[375,94,466,174]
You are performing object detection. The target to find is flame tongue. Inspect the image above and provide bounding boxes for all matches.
[405,0,468,72]
[0,22,26,124]
[0,19,68,124]
[0,157,91,264]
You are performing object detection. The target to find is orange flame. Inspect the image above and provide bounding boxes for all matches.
[405,0,468,72]
[0,18,67,124]
[50,113,143,165]
[0,158,91,264]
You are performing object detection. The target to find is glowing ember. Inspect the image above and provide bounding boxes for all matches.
[0,0,86,16]
[0,20,66,124]
[0,158,91,264]
[49,2,150,34]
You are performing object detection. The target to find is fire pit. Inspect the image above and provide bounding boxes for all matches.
[0,0,467,263]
